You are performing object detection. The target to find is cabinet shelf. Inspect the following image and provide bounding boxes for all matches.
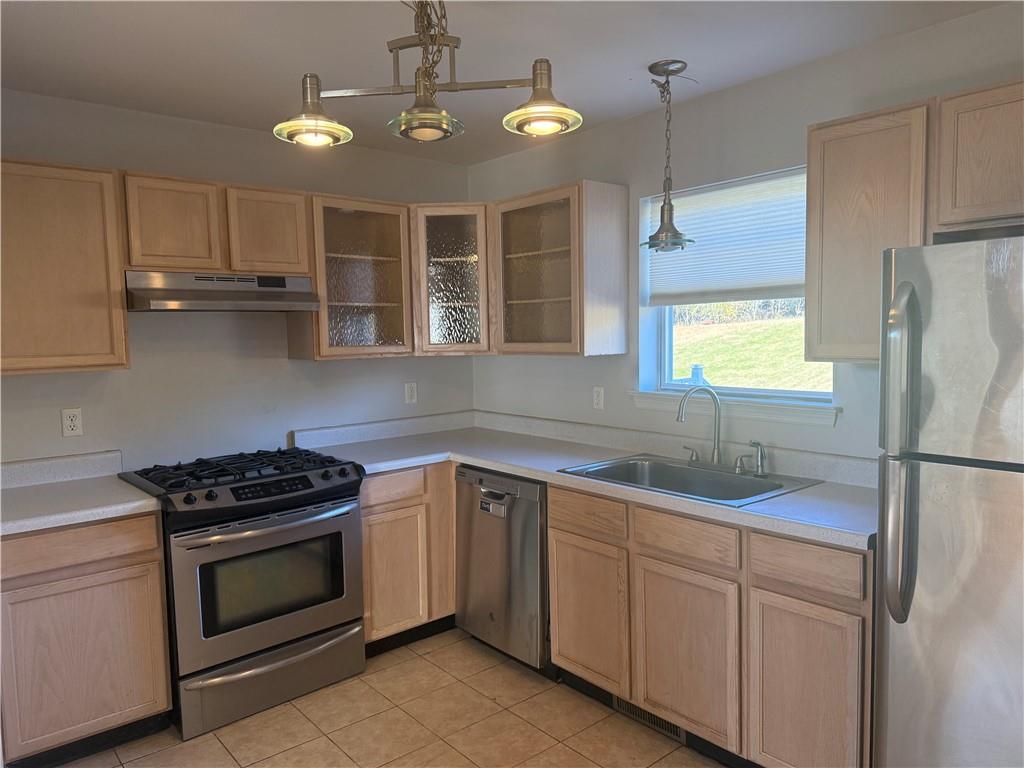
[430,301,479,308]
[429,256,479,263]
[325,253,401,262]
[503,246,571,260]
[328,301,402,308]
[505,296,572,305]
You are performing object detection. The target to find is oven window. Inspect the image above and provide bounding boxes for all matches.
[198,533,344,637]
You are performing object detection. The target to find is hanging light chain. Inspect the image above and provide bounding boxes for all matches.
[404,0,448,96]
[652,75,673,201]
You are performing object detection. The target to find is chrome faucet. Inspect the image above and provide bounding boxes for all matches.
[676,386,722,464]
[735,440,767,475]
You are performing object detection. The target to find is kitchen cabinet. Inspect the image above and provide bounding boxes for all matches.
[936,81,1024,225]
[547,526,631,697]
[0,515,170,761]
[362,504,429,641]
[226,187,312,274]
[411,204,490,354]
[632,555,740,752]
[125,173,226,271]
[1,162,129,374]
[749,588,863,768]
[290,195,413,358]
[491,181,627,355]
[805,105,927,362]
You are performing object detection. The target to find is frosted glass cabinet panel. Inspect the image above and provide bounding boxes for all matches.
[309,196,412,357]
[411,205,489,354]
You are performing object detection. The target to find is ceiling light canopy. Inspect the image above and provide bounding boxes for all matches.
[273,74,353,147]
[273,1,582,148]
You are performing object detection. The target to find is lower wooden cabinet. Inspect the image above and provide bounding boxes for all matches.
[749,588,863,768]
[548,527,631,698]
[363,504,429,640]
[632,555,740,752]
[0,517,169,761]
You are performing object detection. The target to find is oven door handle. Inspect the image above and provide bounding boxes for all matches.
[181,623,363,691]
[172,501,357,548]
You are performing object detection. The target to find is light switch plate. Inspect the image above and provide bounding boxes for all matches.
[404,382,418,404]
[592,386,605,410]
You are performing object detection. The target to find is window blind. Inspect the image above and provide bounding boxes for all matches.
[645,168,806,306]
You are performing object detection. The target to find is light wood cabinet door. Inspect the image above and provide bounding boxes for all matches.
[632,556,740,752]
[805,105,927,361]
[548,527,630,697]
[1,162,128,373]
[227,187,311,274]
[363,504,429,640]
[411,204,490,354]
[749,588,863,768]
[125,174,225,271]
[937,81,1024,225]
[0,562,169,761]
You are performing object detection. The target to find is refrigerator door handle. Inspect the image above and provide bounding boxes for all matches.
[882,457,913,623]
[883,281,915,456]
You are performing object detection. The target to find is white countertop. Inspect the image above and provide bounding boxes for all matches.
[318,428,877,550]
[0,428,877,548]
[1,474,159,536]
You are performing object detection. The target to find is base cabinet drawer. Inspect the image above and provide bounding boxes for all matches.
[749,588,863,768]
[548,528,630,698]
[1,562,170,760]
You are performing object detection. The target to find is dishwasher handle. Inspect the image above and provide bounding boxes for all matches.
[478,487,512,519]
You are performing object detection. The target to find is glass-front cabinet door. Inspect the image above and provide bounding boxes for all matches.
[311,196,412,357]
[493,185,580,353]
[411,204,489,354]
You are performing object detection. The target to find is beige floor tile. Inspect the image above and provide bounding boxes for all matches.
[650,747,723,767]
[518,744,599,768]
[124,734,238,768]
[294,677,394,732]
[362,646,417,676]
[383,740,475,767]
[445,711,556,768]
[565,715,677,768]
[328,708,435,768]
[509,685,612,741]
[215,703,320,766]
[464,660,556,708]
[250,736,356,767]
[423,639,507,680]
[59,749,121,768]
[115,726,182,764]
[401,681,501,736]
[407,628,469,656]
[363,657,457,704]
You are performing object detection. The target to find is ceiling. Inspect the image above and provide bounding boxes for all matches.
[1,1,995,165]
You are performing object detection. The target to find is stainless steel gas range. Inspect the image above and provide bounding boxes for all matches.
[120,448,365,739]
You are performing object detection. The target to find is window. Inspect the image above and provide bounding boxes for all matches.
[644,168,832,401]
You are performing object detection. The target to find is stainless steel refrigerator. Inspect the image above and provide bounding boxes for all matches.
[876,236,1023,767]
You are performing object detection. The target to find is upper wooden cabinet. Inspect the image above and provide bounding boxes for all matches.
[411,204,490,354]
[937,81,1024,225]
[125,174,225,271]
[226,187,312,274]
[491,181,627,356]
[1,162,129,374]
[805,105,927,362]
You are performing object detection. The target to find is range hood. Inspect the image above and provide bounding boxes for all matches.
[126,271,320,312]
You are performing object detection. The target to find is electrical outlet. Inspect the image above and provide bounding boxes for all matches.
[592,386,605,411]
[61,407,83,437]
[404,382,418,404]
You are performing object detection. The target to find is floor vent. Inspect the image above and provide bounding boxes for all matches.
[612,697,684,742]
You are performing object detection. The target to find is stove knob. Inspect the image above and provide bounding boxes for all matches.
[205,490,218,502]
[337,466,349,477]
[320,470,333,480]
[183,493,198,505]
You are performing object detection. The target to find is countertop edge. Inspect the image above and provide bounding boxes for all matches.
[0,499,160,537]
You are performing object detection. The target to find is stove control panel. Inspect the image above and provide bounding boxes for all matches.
[231,475,314,502]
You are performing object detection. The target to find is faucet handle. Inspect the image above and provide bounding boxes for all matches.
[682,445,700,463]
[734,454,753,474]
[748,441,767,474]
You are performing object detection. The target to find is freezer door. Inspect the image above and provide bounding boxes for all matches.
[876,459,1023,767]
[881,237,1023,464]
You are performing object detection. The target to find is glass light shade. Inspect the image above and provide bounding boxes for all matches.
[503,58,583,137]
[641,199,694,252]
[388,106,464,142]
[273,114,353,147]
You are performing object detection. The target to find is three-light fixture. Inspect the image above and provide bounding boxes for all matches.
[273,0,582,147]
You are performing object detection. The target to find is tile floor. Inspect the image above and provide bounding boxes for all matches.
[58,629,723,768]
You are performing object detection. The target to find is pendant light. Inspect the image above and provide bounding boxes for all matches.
[273,74,353,147]
[641,60,694,252]
[387,67,464,142]
[502,59,583,137]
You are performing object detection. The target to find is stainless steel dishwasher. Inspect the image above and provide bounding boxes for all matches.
[455,465,549,669]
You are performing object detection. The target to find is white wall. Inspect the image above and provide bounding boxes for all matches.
[1,89,474,468]
[468,3,1024,462]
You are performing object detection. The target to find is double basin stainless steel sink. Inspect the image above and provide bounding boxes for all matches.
[559,454,820,507]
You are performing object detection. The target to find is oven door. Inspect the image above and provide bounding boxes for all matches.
[169,500,363,676]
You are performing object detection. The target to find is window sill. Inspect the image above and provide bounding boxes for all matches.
[630,390,842,427]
